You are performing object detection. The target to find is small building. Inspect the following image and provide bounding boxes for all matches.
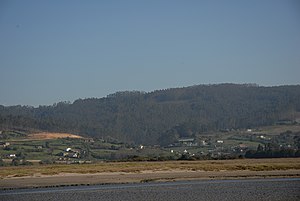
[9,154,16,158]
[84,138,95,143]
[72,153,79,158]
[0,142,10,148]
[216,140,224,144]
[232,144,248,153]
[178,138,196,146]
[238,144,248,149]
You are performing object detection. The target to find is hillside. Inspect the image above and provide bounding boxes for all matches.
[1,84,300,145]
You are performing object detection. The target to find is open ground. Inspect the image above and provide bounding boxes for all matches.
[27,132,83,140]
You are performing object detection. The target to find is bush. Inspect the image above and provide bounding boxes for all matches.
[11,158,20,166]
[39,159,55,164]
[22,160,33,165]
[0,159,5,166]
[11,158,33,166]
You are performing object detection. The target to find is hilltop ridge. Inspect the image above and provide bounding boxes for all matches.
[1,84,300,145]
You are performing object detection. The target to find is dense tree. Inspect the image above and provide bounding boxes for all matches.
[0,159,5,166]
[1,84,300,145]
[245,143,299,158]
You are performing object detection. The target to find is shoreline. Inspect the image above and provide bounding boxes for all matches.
[1,169,300,190]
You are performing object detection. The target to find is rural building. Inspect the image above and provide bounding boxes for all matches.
[238,144,248,149]
[232,144,248,153]
[84,138,95,143]
[178,138,197,146]
[200,140,208,146]
[8,154,16,158]
[0,142,10,148]
[71,153,79,158]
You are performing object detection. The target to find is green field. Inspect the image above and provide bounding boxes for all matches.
[1,124,300,165]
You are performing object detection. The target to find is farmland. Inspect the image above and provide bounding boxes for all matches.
[0,124,300,165]
[0,125,300,189]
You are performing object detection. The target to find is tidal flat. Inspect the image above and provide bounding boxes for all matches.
[1,178,300,201]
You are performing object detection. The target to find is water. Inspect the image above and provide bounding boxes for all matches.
[1,178,300,201]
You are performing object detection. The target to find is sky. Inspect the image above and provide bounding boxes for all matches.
[0,0,300,106]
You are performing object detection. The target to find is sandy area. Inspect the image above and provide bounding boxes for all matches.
[1,169,299,189]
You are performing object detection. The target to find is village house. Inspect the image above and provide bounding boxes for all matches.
[0,142,10,148]
[84,138,95,143]
[8,154,16,158]
[36,145,43,150]
[178,138,197,147]
[232,144,248,153]
[63,148,80,158]
[66,147,72,152]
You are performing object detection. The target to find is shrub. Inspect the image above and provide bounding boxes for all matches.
[0,159,5,166]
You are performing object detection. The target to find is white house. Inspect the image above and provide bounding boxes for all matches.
[9,154,16,158]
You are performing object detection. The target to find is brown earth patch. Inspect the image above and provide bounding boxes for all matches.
[27,132,83,140]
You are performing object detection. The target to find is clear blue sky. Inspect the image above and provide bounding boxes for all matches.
[1,0,299,106]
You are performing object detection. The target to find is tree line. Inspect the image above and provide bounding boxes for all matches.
[1,84,300,145]
[245,142,300,158]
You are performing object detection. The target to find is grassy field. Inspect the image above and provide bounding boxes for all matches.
[0,158,299,178]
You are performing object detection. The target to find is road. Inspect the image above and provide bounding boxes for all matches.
[0,178,299,201]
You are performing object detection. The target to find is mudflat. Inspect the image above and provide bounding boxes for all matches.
[0,158,299,189]
[1,169,300,189]
[1,178,300,201]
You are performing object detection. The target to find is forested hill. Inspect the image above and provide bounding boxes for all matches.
[1,84,300,145]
